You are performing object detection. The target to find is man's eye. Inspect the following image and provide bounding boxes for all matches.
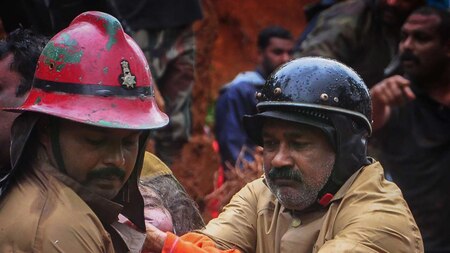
[86,138,104,146]
[272,49,283,55]
[291,142,307,149]
[415,34,431,43]
[263,140,277,149]
[123,139,138,147]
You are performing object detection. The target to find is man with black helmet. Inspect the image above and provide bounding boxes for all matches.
[143,57,423,253]
[0,11,168,252]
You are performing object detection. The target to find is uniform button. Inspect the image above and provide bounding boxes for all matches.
[291,218,301,227]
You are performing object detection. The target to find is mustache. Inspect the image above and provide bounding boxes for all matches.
[400,51,420,64]
[85,167,126,182]
[268,166,302,182]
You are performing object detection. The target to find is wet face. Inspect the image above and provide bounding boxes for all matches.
[399,13,449,81]
[379,0,425,28]
[260,37,294,76]
[42,119,141,199]
[139,184,174,233]
[262,119,335,211]
[0,54,26,169]
[144,207,173,233]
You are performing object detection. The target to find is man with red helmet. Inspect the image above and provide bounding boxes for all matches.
[0,11,168,252]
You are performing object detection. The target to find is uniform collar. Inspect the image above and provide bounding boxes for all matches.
[36,160,123,225]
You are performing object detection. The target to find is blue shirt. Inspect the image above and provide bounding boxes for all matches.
[214,71,265,170]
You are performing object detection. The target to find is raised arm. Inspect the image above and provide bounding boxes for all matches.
[370,75,415,130]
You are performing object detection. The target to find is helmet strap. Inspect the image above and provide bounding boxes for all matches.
[317,177,340,206]
[49,118,67,174]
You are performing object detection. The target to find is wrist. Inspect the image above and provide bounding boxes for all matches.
[144,227,168,252]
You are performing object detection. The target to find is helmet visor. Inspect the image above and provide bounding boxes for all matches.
[243,110,336,148]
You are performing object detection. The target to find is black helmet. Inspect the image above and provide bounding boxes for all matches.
[244,57,372,202]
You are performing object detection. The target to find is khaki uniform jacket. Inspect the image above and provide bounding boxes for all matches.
[201,162,424,253]
[0,162,145,252]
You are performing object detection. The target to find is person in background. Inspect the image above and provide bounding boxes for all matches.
[0,0,110,36]
[295,0,426,88]
[113,0,204,166]
[0,11,169,252]
[0,28,47,176]
[370,6,450,252]
[142,57,424,253]
[214,25,293,172]
[293,0,340,50]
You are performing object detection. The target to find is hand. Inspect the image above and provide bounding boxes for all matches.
[370,75,415,107]
[370,75,416,130]
[143,222,167,253]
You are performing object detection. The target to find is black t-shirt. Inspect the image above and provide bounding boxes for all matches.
[373,85,450,252]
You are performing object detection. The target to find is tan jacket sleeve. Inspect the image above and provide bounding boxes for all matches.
[200,179,266,253]
[39,211,114,253]
[317,164,423,253]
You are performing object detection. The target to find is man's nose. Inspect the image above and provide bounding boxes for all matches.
[271,144,294,168]
[281,51,292,63]
[401,36,414,51]
[104,144,126,167]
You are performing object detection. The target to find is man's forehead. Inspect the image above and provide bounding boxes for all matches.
[262,118,315,135]
[405,13,440,27]
[267,37,293,47]
[59,118,141,135]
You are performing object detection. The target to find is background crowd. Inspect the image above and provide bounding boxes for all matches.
[0,0,448,252]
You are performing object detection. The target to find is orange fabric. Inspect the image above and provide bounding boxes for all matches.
[162,232,241,253]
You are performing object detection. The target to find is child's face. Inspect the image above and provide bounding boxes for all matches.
[144,206,174,233]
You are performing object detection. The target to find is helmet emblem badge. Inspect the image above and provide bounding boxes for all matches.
[119,60,136,89]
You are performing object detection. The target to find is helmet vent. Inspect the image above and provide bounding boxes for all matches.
[293,108,330,122]
[320,93,329,101]
[273,87,282,95]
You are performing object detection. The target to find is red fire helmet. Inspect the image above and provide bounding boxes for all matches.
[13,11,168,130]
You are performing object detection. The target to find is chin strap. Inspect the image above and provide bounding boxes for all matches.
[317,179,339,207]
[318,193,334,207]
[49,118,66,173]
[317,113,371,206]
